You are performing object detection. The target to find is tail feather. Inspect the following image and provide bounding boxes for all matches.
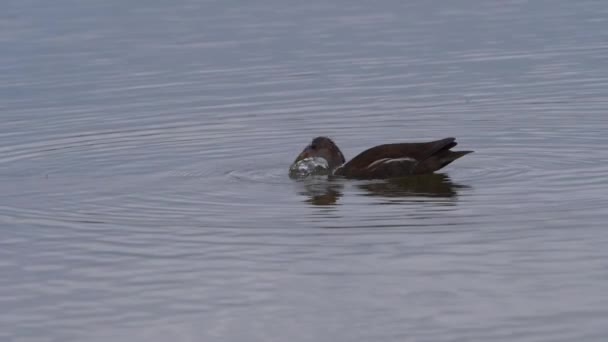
[414,149,473,174]
[439,150,473,169]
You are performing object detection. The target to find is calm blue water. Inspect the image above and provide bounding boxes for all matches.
[2,1,608,341]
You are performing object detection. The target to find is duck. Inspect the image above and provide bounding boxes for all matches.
[292,136,473,179]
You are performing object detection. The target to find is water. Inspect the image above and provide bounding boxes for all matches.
[289,157,330,178]
[2,0,608,341]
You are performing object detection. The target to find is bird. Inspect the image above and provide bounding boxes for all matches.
[292,136,473,179]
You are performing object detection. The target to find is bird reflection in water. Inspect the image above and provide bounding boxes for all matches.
[295,173,469,206]
[359,173,467,199]
[295,176,345,206]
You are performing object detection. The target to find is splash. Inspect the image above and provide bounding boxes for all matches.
[289,157,330,179]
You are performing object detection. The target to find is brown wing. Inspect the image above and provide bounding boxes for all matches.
[335,138,458,179]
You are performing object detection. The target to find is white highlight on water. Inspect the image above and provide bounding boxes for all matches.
[289,157,330,178]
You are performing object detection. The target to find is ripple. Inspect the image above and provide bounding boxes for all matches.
[3,0,608,341]
[225,167,289,184]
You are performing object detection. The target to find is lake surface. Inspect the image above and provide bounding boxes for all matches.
[2,0,608,341]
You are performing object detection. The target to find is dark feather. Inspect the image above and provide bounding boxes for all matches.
[335,138,472,179]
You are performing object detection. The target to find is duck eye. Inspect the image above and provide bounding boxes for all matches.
[310,144,317,150]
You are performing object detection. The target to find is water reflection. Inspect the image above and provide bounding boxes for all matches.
[359,174,467,199]
[296,174,468,206]
[296,177,345,205]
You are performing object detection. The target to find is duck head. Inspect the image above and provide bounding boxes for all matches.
[293,136,346,170]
